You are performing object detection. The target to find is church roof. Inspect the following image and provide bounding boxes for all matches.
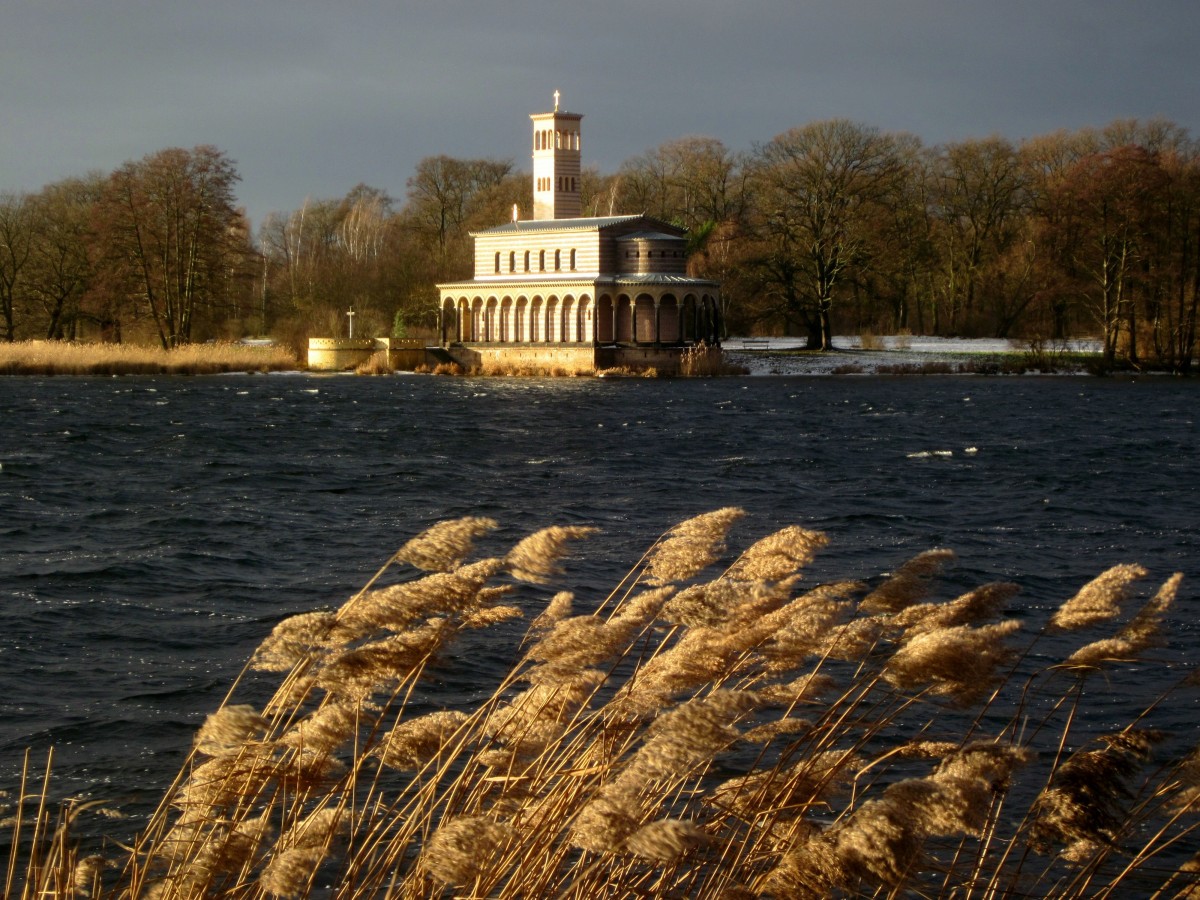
[436,272,719,292]
[597,273,719,287]
[473,214,685,237]
[473,215,639,236]
[615,230,687,242]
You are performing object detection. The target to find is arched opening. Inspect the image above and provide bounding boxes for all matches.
[578,295,593,343]
[515,297,528,342]
[500,297,513,342]
[561,297,576,342]
[616,295,633,343]
[485,298,499,341]
[471,298,485,342]
[680,295,699,342]
[634,295,656,343]
[658,295,680,343]
[596,295,614,343]
[546,297,560,342]
[529,297,543,342]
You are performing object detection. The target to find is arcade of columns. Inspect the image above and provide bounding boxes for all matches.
[439,291,722,346]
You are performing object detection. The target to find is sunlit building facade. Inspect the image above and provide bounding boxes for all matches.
[436,95,721,373]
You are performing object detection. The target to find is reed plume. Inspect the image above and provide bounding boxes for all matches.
[505,525,597,583]
[644,507,744,585]
[394,516,498,572]
[1050,563,1149,630]
[4,513,1193,900]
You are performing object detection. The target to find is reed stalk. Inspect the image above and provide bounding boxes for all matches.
[2,512,1195,898]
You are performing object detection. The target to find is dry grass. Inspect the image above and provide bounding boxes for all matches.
[353,350,394,375]
[680,342,748,377]
[4,512,1196,899]
[477,362,582,377]
[0,341,298,376]
[596,366,660,378]
[413,362,466,376]
[857,330,883,351]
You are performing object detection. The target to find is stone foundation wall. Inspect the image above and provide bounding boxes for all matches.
[309,338,691,375]
[379,338,425,371]
[446,344,601,374]
[605,346,685,375]
[444,343,687,375]
[307,338,378,371]
[307,338,427,371]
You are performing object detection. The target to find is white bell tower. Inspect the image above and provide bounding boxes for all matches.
[531,90,582,220]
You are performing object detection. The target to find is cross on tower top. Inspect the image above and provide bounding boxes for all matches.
[553,89,560,111]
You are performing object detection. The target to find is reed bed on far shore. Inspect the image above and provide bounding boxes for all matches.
[680,342,749,377]
[0,341,299,376]
[5,512,1197,898]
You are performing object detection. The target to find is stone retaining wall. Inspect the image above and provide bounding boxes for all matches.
[308,337,690,375]
[445,343,686,375]
[307,337,427,371]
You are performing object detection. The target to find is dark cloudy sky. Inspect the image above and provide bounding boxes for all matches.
[3,0,1197,227]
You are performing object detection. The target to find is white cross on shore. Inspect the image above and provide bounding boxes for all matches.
[347,307,355,339]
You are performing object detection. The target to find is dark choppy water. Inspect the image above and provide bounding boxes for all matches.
[1,373,1198,820]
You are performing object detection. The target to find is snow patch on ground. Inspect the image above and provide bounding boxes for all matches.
[721,336,1100,376]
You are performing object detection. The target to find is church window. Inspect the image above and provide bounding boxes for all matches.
[524,250,531,272]
[569,248,577,270]
[539,250,545,271]
[509,251,516,272]
[554,249,561,271]
[494,252,501,274]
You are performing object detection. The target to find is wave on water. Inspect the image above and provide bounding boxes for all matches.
[0,373,1197,838]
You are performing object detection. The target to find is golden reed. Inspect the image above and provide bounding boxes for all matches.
[4,511,1196,898]
[0,341,298,376]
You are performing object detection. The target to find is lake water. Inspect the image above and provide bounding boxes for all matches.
[1,372,1197,823]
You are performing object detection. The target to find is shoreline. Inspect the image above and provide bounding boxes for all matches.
[0,336,1152,378]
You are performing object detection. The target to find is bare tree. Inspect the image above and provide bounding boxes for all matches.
[25,176,101,339]
[929,136,1028,335]
[745,120,907,348]
[404,156,513,279]
[0,193,32,341]
[96,146,242,347]
[1050,145,1169,365]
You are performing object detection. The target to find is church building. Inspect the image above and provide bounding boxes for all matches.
[436,94,722,374]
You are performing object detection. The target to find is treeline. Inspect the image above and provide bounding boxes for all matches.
[2,117,1199,370]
